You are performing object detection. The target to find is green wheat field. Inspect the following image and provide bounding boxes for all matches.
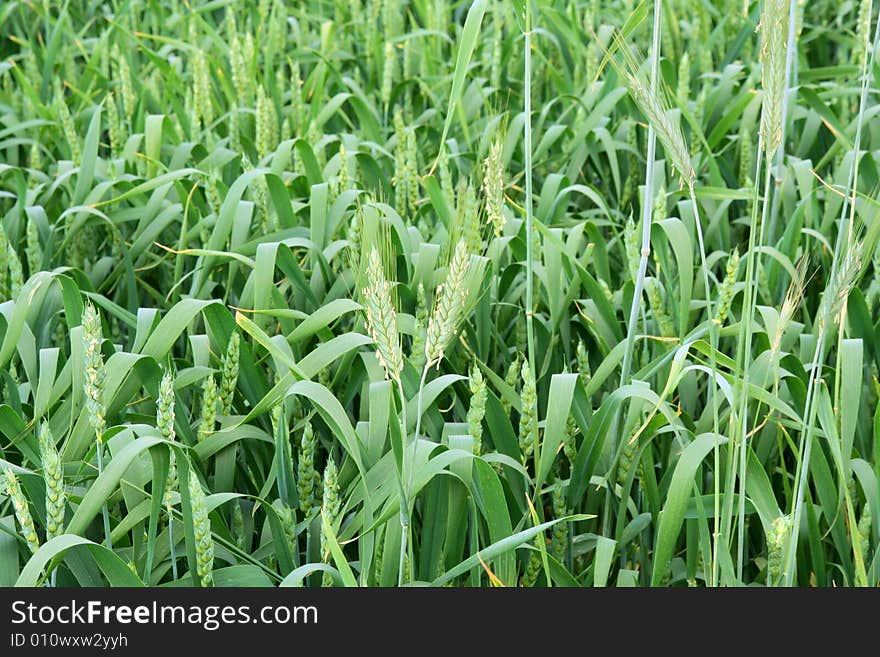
[0,0,878,588]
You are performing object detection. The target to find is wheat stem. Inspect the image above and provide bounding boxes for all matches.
[730,0,796,583]
[605,0,662,541]
[766,0,799,245]
[397,378,411,587]
[784,7,880,586]
[782,335,824,585]
[523,1,536,375]
[687,182,723,587]
[730,131,767,582]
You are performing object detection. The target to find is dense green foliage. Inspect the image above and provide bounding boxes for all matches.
[1,0,879,587]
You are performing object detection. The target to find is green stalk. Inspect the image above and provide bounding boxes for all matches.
[729,135,768,581]
[830,1,878,589]
[732,0,798,581]
[782,335,824,585]
[605,0,662,539]
[687,182,721,587]
[784,4,880,586]
[172,183,193,305]
[523,0,536,375]
[168,510,178,581]
[403,367,430,585]
[397,378,412,586]
[96,437,112,550]
[833,316,869,585]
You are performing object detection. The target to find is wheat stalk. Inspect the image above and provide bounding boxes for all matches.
[483,135,506,237]
[467,364,487,455]
[197,374,218,444]
[256,85,278,160]
[82,302,112,547]
[362,247,403,383]
[82,303,106,442]
[38,423,65,541]
[7,243,23,299]
[192,47,213,137]
[601,28,694,185]
[188,472,214,587]
[425,239,472,367]
[156,368,179,579]
[758,0,791,158]
[518,360,538,464]
[25,214,41,276]
[218,331,240,416]
[361,243,410,581]
[297,421,319,517]
[784,240,864,585]
[320,456,341,587]
[3,468,40,554]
